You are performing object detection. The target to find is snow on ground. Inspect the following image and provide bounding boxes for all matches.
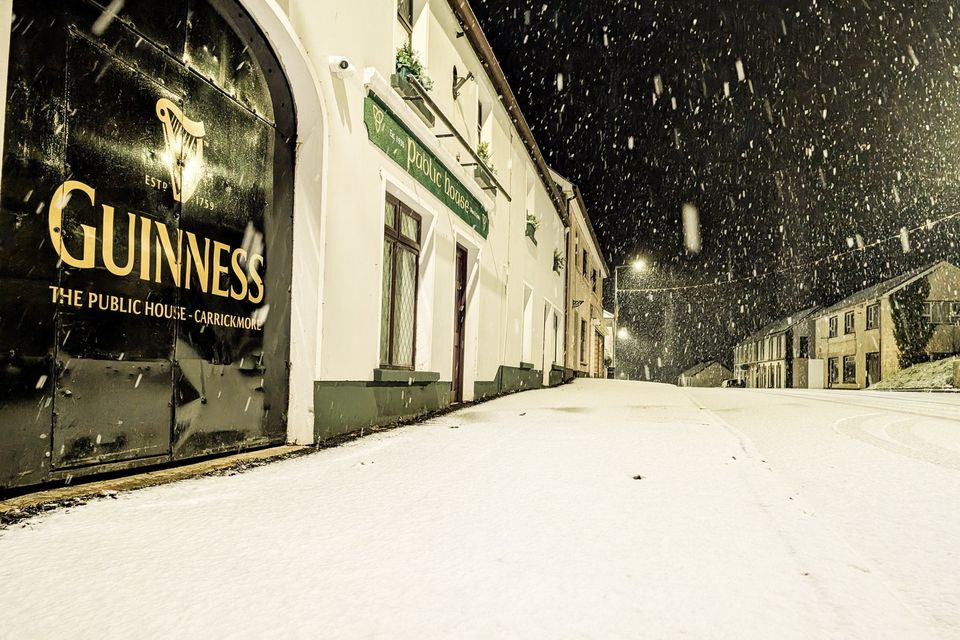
[871,356,958,390]
[1,380,958,639]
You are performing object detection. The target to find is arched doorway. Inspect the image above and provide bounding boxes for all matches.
[0,0,296,488]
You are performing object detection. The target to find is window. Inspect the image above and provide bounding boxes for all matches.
[380,195,421,368]
[582,250,588,277]
[798,336,810,358]
[521,286,534,364]
[922,302,933,324]
[828,357,839,384]
[828,316,838,338]
[951,302,960,323]
[580,318,587,363]
[844,310,855,334]
[843,355,856,384]
[866,303,880,330]
[397,0,413,42]
[591,268,598,293]
[553,312,559,365]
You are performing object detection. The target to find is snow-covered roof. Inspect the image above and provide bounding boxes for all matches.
[739,305,821,345]
[679,360,730,377]
[818,260,950,315]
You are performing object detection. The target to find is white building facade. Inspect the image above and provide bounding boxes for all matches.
[0,0,569,488]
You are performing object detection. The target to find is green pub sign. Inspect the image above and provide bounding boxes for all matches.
[364,93,489,237]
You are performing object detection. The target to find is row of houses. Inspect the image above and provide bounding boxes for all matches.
[0,0,608,490]
[733,261,960,389]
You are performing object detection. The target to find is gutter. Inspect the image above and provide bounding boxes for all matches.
[446,0,569,227]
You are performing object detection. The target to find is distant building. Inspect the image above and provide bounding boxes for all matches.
[814,261,960,389]
[602,309,615,378]
[677,361,732,388]
[733,307,821,389]
[554,171,610,379]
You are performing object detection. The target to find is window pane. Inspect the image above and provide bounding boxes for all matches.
[385,200,397,229]
[392,247,417,367]
[398,0,413,24]
[401,211,419,242]
[380,241,395,365]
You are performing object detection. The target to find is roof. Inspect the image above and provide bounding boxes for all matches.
[550,170,610,277]
[739,305,821,345]
[818,260,949,315]
[679,361,730,377]
[447,0,568,226]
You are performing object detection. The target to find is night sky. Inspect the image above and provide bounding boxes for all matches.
[474,0,960,379]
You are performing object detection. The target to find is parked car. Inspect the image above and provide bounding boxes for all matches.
[721,378,745,388]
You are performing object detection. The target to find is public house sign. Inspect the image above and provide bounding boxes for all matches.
[364,92,490,238]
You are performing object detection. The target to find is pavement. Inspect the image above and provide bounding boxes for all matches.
[1,380,959,639]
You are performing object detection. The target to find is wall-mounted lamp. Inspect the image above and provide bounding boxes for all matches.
[453,65,475,100]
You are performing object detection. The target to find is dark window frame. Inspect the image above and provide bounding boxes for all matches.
[842,355,856,384]
[951,302,960,324]
[381,194,421,370]
[828,316,838,338]
[798,336,810,359]
[828,357,839,384]
[866,303,880,330]
[580,318,588,364]
[844,310,855,335]
[397,0,414,41]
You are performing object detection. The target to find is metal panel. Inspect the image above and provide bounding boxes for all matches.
[0,0,294,488]
[52,33,181,468]
[172,72,281,458]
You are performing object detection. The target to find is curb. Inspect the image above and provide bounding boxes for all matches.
[0,445,311,526]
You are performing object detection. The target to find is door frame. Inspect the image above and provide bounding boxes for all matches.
[451,243,468,403]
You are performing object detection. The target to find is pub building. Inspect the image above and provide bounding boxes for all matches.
[0,0,573,490]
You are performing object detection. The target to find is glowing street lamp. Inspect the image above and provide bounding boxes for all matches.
[613,258,650,378]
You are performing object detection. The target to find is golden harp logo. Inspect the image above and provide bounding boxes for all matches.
[155,98,206,204]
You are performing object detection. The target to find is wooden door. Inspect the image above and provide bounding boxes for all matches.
[451,245,468,403]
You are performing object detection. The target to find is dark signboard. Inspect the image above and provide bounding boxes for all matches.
[0,0,295,489]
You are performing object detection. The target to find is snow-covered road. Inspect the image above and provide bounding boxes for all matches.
[2,380,959,639]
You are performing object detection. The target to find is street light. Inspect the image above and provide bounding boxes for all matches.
[612,258,648,378]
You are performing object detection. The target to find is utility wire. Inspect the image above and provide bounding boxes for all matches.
[616,209,960,294]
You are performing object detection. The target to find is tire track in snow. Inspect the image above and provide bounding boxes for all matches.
[682,388,940,637]
[833,413,960,472]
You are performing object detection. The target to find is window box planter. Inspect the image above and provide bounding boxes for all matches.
[474,163,496,190]
[525,222,537,244]
[525,215,539,245]
[390,73,435,128]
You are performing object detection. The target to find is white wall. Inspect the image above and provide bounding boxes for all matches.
[281,0,566,409]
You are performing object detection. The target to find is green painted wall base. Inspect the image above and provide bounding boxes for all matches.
[549,365,565,387]
[474,364,543,400]
[314,379,451,441]
[314,364,559,442]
